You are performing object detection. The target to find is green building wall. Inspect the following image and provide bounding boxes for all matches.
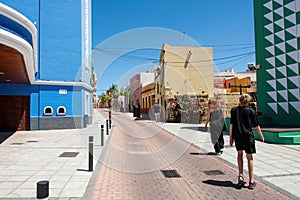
[254,0,300,126]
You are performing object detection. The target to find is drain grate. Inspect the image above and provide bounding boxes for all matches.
[26,140,38,143]
[161,169,181,178]
[10,142,24,145]
[59,152,79,158]
[204,170,225,175]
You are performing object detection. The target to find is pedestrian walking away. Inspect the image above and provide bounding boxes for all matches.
[205,98,226,155]
[229,94,264,189]
[153,102,161,122]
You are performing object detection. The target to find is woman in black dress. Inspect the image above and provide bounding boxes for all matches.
[205,99,226,154]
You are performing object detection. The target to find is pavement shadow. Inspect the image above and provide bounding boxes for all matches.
[203,180,241,189]
[0,132,15,144]
[190,152,219,156]
[180,126,208,132]
[134,117,144,121]
[77,169,90,172]
[198,127,208,132]
[180,126,198,131]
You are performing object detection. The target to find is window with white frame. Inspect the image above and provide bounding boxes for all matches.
[43,106,53,116]
[57,106,66,115]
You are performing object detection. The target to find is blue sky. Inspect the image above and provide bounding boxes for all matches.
[92,0,255,93]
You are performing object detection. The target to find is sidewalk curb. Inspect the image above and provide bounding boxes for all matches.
[82,117,114,200]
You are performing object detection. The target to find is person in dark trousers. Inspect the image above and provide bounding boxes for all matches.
[205,98,226,155]
[230,94,264,190]
[174,101,181,123]
[171,100,181,123]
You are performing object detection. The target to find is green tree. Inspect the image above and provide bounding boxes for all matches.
[100,93,111,107]
[108,84,118,98]
[120,88,129,96]
[108,84,119,110]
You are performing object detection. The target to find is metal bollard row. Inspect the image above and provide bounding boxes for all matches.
[90,117,112,172]
[36,121,111,200]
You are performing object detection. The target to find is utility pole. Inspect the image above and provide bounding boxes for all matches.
[229,84,251,95]
[184,50,192,69]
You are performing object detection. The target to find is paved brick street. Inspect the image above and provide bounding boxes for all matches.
[0,109,298,199]
[91,111,294,200]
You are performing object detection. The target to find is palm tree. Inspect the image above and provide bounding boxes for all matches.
[120,88,129,112]
[120,88,129,96]
[108,84,118,97]
[108,84,119,110]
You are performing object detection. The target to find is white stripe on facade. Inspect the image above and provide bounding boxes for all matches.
[0,28,35,83]
[0,3,38,73]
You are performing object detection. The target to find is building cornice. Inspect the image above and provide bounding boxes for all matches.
[34,80,93,91]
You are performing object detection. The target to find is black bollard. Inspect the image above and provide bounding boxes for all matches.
[108,110,112,129]
[106,120,109,135]
[88,136,93,172]
[37,180,49,199]
[101,125,104,146]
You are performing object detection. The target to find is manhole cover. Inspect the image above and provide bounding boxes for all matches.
[59,152,79,158]
[204,170,225,175]
[161,170,181,178]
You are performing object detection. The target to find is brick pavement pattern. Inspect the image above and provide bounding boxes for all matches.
[92,111,292,200]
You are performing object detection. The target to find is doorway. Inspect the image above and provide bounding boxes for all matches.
[0,96,30,131]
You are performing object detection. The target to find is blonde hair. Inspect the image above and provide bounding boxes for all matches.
[239,94,252,106]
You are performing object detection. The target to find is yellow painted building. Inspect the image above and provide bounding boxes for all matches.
[141,82,155,113]
[157,44,214,108]
[225,77,250,94]
[154,44,214,123]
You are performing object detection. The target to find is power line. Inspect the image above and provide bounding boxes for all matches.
[203,43,254,47]
[93,47,255,67]
[165,51,255,64]
[93,43,254,50]
[213,46,254,54]
[94,45,254,55]
[94,47,159,62]
[215,52,254,65]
